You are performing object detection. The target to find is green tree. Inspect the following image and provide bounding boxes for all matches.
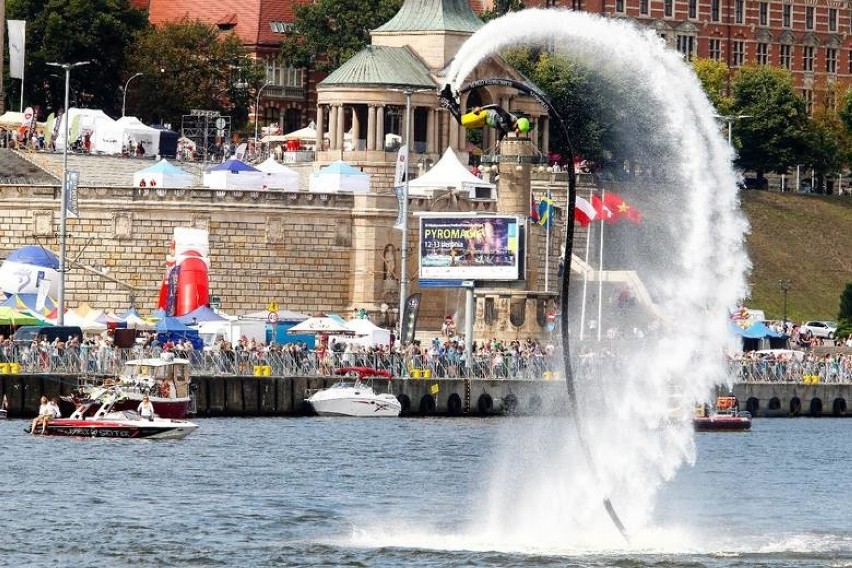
[730,65,809,181]
[838,282,852,339]
[803,109,845,193]
[6,0,148,117]
[505,48,667,173]
[691,57,731,114]
[279,0,402,73]
[126,19,264,130]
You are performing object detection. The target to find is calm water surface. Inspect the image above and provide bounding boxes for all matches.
[1,417,849,567]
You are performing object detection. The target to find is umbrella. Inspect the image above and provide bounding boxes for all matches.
[0,306,42,326]
[287,316,356,335]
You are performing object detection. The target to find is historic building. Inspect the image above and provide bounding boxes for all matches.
[521,0,852,112]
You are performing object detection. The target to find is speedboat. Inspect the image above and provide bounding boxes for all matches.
[64,352,194,419]
[32,391,199,440]
[693,396,752,432]
[306,367,401,417]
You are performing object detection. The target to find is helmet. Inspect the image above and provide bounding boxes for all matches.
[516,117,531,133]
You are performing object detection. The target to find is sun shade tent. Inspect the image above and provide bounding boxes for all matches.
[408,147,495,198]
[53,108,119,152]
[287,316,357,335]
[203,159,266,189]
[255,157,300,190]
[309,160,370,193]
[132,159,194,188]
[111,116,162,156]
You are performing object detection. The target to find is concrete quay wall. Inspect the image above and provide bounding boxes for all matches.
[732,383,852,417]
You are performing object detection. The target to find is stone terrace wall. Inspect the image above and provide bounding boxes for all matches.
[0,184,357,314]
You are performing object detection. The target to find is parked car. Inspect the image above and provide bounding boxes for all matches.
[800,320,838,339]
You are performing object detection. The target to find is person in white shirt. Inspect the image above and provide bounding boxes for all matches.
[137,395,155,421]
[30,396,51,434]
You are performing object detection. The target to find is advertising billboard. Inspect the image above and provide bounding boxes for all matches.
[419,215,522,281]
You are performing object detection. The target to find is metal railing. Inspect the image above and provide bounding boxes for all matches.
[0,344,850,383]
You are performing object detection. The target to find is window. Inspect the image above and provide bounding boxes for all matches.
[266,58,305,88]
[616,0,624,12]
[826,91,836,111]
[735,0,744,24]
[783,4,791,28]
[711,0,720,22]
[640,0,649,15]
[677,34,696,59]
[709,38,722,60]
[780,44,792,69]
[688,0,697,19]
[803,89,813,114]
[664,0,673,17]
[849,49,852,73]
[826,48,837,74]
[732,41,745,67]
[803,45,814,72]
[829,8,837,32]
[759,2,768,26]
[756,43,769,65]
[806,6,814,30]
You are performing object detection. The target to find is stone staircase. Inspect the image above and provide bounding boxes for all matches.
[0,149,59,184]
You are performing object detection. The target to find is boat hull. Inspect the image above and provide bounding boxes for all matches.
[32,418,199,440]
[308,393,401,417]
[693,416,752,432]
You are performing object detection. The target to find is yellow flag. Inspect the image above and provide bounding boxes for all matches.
[429,383,439,395]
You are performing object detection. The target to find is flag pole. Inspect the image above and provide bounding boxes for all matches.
[597,187,606,341]
[544,192,551,293]
[578,187,593,340]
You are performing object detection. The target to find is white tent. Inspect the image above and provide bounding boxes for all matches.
[408,147,496,198]
[309,160,370,193]
[202,159,267,189]
[255,157,300,190]
[54,108,118,152]
[282,125,321,141]
[132,159,194,189]
[340,318,391,346]
[111,116,161,156]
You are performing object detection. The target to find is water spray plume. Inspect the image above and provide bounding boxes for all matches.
[445,9,750,550]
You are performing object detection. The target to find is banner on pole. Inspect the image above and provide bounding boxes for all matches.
[400,293,421,344]
[7,21,26,80]
[394,144,408,186]
[393,186,405,230]
[65,171,80,218]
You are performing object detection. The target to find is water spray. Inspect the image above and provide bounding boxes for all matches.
[441,77,630,542]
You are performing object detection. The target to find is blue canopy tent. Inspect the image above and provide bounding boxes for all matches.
[155,316,203,349]
[729,321,787,351]
[177,305,227,324]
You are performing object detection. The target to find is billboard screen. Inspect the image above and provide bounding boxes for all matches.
[419,215,522,281]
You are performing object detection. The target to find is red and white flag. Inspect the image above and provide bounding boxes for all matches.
[591,194,613,222]
[574,196,597,227]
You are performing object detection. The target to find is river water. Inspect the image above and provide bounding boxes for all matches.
[2,416,849,567]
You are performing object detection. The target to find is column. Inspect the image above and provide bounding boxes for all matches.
[427,108,437,153]
[541,116,550,155]
[315,105,324,150]
[367,105,377,151]
[335,105,345,151]
[352,106,361,150]
[328,105,338,150]
[375,105,385,151]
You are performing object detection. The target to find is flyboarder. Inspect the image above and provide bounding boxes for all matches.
[439,84,531,141]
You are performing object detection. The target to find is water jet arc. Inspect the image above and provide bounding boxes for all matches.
[448,77,630,542]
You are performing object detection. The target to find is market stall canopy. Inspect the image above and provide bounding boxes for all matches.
[53,108,118,153]
[242,309,309,322]
[0,306,42,326]
[408,147,495,198]
[203,159,266,190]
[111,116,161,156]
[133,158,194,188]
[177,305,228,324]
[309,160,370,193]
[255,157,300,190]
[329,318,391,346]
[287,316,356,335]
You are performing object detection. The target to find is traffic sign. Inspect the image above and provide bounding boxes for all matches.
[267,312,279,323]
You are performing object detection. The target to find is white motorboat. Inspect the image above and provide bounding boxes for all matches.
[306,367,401,417]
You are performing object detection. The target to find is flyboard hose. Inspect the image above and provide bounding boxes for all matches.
[443,79,629,542]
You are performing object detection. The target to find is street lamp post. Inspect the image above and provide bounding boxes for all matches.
[121,72,144,117]
[254,80,273,157]
[46,60,90,326]
[398,89,413,339]
[779,279,792,334]
[718,114,753,148]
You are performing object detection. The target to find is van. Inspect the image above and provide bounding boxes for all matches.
[13,325,84,344]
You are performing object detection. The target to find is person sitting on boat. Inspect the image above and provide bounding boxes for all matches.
[30,396,51,434]
[137,395,155,421]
